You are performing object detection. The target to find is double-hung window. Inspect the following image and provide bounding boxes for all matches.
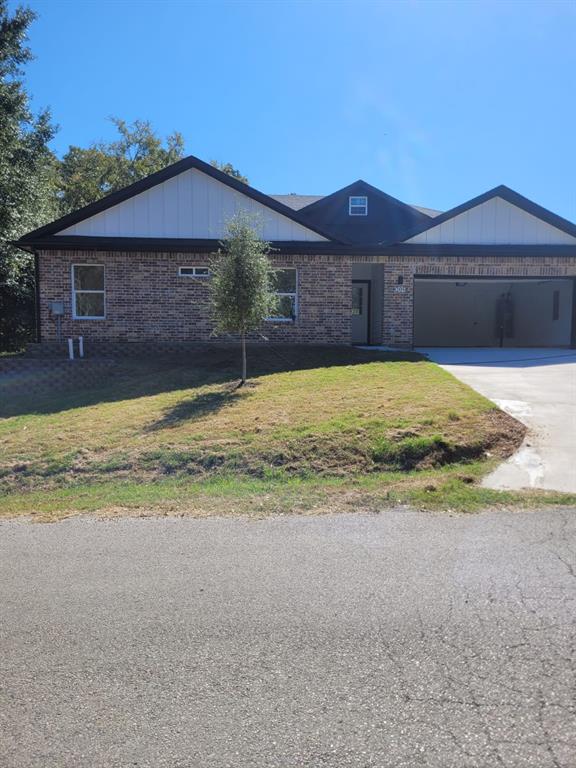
[72,264,105,319]
[349,195,368,216]
[269,268,298,321]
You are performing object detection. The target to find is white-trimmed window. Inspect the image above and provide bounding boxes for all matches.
[179,266,211,278]
[72,264,105,319]
[349,195,368,216]
[268,268,298,322]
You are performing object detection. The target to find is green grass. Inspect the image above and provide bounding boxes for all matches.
[371,434,451,468]
[1,466,575,522]
[1,343,567,521]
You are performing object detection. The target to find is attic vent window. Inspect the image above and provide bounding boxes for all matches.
[349,196,368,216]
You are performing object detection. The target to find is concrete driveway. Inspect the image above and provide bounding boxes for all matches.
[1,511,575,768]
[418,348,576,493]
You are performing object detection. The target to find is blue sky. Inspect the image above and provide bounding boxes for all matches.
[14,0,576,219]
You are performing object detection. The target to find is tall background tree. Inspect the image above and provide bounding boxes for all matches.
[57,118,186,213]
[210,160,248,185]
[0,1,57,351]
[0,3,248,350]
[57,120,249,214]
[210,214,277,385]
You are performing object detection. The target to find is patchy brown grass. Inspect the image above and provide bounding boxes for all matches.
[0,345,527,516]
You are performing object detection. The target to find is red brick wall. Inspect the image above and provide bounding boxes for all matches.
[38,250,352,345]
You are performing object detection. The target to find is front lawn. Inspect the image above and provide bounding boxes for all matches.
[1,345,570,520]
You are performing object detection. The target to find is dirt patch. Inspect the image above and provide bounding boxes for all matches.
[478,408,527,459]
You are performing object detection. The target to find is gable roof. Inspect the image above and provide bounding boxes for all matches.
[271,193,442,219]
[296,180,433,246]
[17,154,339,245]
[403,185,576,243]
[16,157,576,253]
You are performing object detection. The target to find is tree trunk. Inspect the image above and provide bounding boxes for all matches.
[241,331,247,385]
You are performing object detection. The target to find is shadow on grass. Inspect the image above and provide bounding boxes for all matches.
[145,386,242,431]
[0,344,424,419]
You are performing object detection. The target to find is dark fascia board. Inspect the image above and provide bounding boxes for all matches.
[401,184,576,241]
[19,237,576,259]
[16,154,340,245]
[19,236,355,255]
[381,243,576,258]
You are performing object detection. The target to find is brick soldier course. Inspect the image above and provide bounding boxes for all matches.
[380,254,576,347]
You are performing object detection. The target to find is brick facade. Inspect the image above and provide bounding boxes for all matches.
[37,249,576,348]
[38,250,352,345]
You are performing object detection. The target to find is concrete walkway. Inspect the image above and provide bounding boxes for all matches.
[417,348,576,493]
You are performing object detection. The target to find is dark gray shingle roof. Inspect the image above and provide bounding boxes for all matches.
[269,195,325,211]
[411,205,442,218]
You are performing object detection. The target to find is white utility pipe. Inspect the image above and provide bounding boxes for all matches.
[78,336,84,358]
[68,338,74,360]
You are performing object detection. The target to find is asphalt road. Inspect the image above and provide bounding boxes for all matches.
[1,508,575,768]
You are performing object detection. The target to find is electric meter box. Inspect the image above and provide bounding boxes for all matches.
[49,301,64,316]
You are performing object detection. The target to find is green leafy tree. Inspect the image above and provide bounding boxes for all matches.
[210,160,249,185]
[58,121,249,212]
[58,118,186,212]
[0,1,58,350]
[210,214,277,385]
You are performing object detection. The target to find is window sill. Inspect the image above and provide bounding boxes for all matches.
[72,316,106,321]
[265,317,296,324]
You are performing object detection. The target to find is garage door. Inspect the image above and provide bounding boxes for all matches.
[414,278,574,347]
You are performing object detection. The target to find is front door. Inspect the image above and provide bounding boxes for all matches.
[352,281,370,344]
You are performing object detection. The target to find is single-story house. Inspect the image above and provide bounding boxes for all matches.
[16,155,576,348]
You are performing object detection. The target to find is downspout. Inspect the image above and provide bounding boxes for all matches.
[34,251,41,343]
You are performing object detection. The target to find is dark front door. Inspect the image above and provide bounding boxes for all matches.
[352,281,370,344]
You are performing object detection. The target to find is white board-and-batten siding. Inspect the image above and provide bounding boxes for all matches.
[58,168,327,242]
[406,197,576,245]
